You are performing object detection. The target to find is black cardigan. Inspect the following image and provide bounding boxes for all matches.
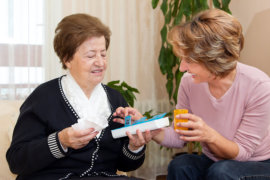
[6,77,145,180]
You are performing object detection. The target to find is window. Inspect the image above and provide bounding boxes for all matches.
[0,0,44,99]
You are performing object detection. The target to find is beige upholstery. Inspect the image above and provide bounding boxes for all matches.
[0,100,23,180]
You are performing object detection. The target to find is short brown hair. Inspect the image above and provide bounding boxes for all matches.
[54,13,111,69]
[168,9,244,77]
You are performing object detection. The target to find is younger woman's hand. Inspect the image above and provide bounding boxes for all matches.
[174,113,215,143]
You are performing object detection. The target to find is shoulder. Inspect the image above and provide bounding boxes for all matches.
[181,72,192,81]
[237,62,270,83]
[30,77,60,98]
[237,63,270,104]
[180,72,193,87]
[102,84,122,97]
[21,77,62,109]
[180,72,203,91]
[237,62,270,94]
[102,84,128,108]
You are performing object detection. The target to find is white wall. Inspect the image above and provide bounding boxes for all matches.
[230,0,270,76]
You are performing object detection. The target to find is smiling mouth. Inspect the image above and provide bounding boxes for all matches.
[91,69,103,73]
[188,72,196,77]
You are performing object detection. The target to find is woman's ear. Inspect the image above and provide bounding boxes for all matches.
[64,57,71,69]
[65,61,71,69]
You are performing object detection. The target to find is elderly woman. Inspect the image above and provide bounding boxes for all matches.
[6,13,150,180]
[114,9,270,180]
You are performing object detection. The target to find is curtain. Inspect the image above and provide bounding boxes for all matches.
[0,0,44,99]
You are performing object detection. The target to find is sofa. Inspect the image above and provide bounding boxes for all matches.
[0,100,23,180]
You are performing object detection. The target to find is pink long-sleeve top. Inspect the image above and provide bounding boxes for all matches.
[161,62,270,162]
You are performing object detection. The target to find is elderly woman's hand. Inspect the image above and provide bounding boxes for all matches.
[58,127,99,150]
[127,129,162,151]
[113,107,143,124]
[113,107,163,150]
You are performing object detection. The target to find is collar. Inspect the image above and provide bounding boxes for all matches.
[61,71,111,135]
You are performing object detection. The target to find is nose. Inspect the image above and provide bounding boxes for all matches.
[179,59,188,72]
[95,54,105,66]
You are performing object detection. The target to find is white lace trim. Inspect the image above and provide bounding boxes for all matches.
[61,72,111,137]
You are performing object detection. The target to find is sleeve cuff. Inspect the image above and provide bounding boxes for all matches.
[160,126,185,148]
[122,143,145,160]
[48,132,66,159]
[233,142,245,161]
[60,142,68,152]
[128,144,144,153]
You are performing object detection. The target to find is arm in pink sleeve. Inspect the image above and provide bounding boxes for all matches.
[234,82,270,161]
[160,126,185,148]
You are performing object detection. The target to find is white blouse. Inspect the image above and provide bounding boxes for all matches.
[61,71,111,137]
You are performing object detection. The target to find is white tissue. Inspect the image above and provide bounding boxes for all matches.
[72,117,107,131]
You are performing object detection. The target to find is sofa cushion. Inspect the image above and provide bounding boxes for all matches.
[0,100,23,180]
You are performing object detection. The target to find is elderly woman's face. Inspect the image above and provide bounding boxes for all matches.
[65,36,107,88]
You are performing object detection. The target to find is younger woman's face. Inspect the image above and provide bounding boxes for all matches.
[178,50,213,84]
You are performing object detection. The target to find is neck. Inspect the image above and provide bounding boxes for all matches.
[208,68,237,99]
[79,83,95,99]
[69,73,95,99]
